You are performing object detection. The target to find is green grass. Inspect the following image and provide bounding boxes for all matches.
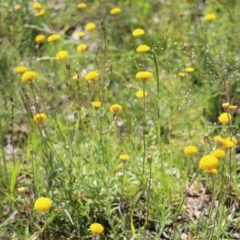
[1,0,240,239]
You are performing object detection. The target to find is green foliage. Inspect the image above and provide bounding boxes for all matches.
[0,0,240,239]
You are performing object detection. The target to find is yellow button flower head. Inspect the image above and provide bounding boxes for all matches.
[77,3,87,9]
[110,7,121,15]
[15,65,27,73]
[77,31,85,38]
[109,104,123,115]
[33,113,47,124]
[35,34,46,44]
[218,112,231,125]
[77,43,88,52]
[199,155,218,173]
[21,71,37,83]
[136,71,153,81]
[136,44,150,53]
[47,34,61,42]
[85,22,96,31]
[14,4,22,10]
[91,101,101,109]
[119,154,129,161]
[184,145,198,156]
[34,197,52,212]
[211,148,225,159]
[35,8,45,16]
[85,71,99,81]
[204,13,217,21]
[90,223,104,235]
[178,72,186,77]
[17,187,26,194]
[32,2,42,10]
[132,28,145,37]
[185,67,194,73]
[225,136,238,145]
[56,50,69,61]
[136,90,148,98]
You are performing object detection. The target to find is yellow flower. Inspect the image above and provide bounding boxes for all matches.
[85,71,99,81]
[119,154,129,161]
[199,155,218,173]
[136,90,148,98]
[32,2,42,10]
[89,223,104,235]
[35,8,45,16]
[132,28,145,37]
[109,104,123,115]
[77,31,85,38]
[218,112,231,125]
[35,34,46,44]
[184,145,198,156]
[72,74,78,81]
[85,22,96,31]
[185,67,194,73]
[33,113,47,124]
[91,101,101,109]
[183,0,193,2]
[17,187,26,194]
[110,7,121,15]
[21,71,37,83]
[136,44,150,53]
[204,13,217,21]
[34,197,52,212]
[222,102,230,108]
[225,136,238,145]
[77,43,88,52]
[15,66,27,73]
[211,148,225,159]
[77,3,87,9]
[178,72,186,77]
[223,137,238,149]
[136,71,153,80]
[14,4,22,10]
[56,50,69,61]
[229,105,237,110]
[47,34,61,42]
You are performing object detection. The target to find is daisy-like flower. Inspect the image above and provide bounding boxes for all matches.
[91,101,101,109]
[204,13,217,21]
[218,112,231,125]
[77,31,85,38]
[56,50,69,61]
[85,22,96,31]
[136,44,150,53]
[136,90,148,98]
[89,223,104,235]
[47,34,61,42]
[110,7,121,15]
[199,155,218,174]
[34,197,52,212]
[35,34,46,44]
[77,3,87,9]
[132,28,145,37]
[184,145,198,156]
[33,113,47,124]
[119,154,129,161]
[15,66,27,73]
[109,104,123,115]
[77,43,87,52]
[210,148,225,159]
[21,71,37,83]
[85,71,99,81]
[136,71,153,80]
[185,67,194,73]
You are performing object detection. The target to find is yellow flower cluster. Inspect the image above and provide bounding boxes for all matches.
[48,34,61,42]
[35,34,46,44]
[32,2,45,17]
[199,155,218,174]
[85,71,99,81]
[184,145,198,156]
[132,28,145,37]
[21,71,37,83]
[119,154,130,161]
[34,197,52,212]
[89,223,104,234]
[56,50,69,61]
[33,113,47,124]
[110,7,121,15]
[109,104,123,115]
